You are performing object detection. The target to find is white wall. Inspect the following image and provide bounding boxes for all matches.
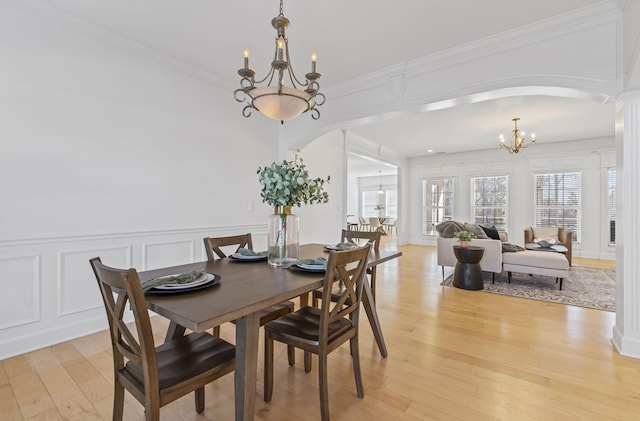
[296,130,346,245]
[0,3,282,358]
[407,138,616,260]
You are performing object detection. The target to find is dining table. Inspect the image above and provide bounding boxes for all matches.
[139,243,402,421]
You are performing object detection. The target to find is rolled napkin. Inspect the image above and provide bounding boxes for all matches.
[237,248,268,256]
[142,269,206,293]
[336,242,360,250]
[294,257,327,267]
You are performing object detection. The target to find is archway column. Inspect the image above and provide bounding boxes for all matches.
[612,90,640,357]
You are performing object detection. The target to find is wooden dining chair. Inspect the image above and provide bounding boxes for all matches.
[263,245,371,421]
[203,233,296,365]
[369,217,382,233]
[89,257,235,421]
[341,229,381,302]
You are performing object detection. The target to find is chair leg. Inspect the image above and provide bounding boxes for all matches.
[318,352,330,421]
[370,270,377,304]
[508,272,512,283]
[113,381,125,421]
[287,345,295,366]
[442,266,445,281]
[212,325,221,337]
[350,336,364,398]
[195,387,205,413]
[559,278,563,290]
[304,351,312,373]
[264,333,274,402]
[492,272,495,284]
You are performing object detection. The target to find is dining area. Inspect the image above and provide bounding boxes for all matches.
[90,227,401,421]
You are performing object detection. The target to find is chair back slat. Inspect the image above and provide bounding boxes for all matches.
[319,245,370,341]
[89,257,158,383]
[204,233,253,260]
[341,229,380,251]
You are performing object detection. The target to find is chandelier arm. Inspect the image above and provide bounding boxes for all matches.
[242,105,253,118]
[283,39,309,88]
[234,88,249,103]
[310,108,320,120]
[314,92,326,106]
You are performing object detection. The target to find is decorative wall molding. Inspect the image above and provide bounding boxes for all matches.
[0,254,40,330]
[57,245,132,317]
[0,222,266,360]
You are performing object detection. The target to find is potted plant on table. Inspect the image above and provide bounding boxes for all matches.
[453,230,474,248]
[257,154,330,267]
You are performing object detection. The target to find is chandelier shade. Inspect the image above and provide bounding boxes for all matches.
[499,117,537,154]
[249,87,316,121]
[234,0,325,123]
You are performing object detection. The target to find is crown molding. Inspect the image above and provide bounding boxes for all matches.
[2,0,235,91]
[327,1,622,97]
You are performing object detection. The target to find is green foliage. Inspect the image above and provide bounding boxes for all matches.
[257,154,330,207]
[453,230,474,241]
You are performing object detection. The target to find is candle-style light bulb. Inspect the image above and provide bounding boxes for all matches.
[531,133,536,141]
[244,48,249,68]
[311,50,317,73]
[277,37,284,61]
[499,134,505,145]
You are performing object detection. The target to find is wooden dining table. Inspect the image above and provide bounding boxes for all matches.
[139,243,402,421]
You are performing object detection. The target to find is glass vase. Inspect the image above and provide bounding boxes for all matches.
[267,205,300,267]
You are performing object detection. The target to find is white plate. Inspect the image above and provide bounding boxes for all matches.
[154,273,214,290]
[297,263,326,272]
[230,253,267,261]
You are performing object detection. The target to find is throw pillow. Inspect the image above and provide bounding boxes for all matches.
[480,224,500,240]
[502,243,525,252]
[435,221,465,238]
[464,222,490,239]
[532,226,559,242]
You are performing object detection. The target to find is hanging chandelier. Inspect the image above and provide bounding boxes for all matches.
[377,171,384,195]
[234,0,325,123]
[499,117,537,154]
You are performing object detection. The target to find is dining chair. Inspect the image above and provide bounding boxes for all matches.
[89,257,235,421]
[342,229,381,301]
[203,233,296,365]
[358,216,369,231]
[369,217,382,233]
[263,245,371,421]
[384,218,398,235]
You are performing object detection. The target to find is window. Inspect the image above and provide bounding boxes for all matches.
[534,172,580,242]
[471,176,508,231]
[608,169,616,244]
[385,189,398,218]
[361,190,379,218]
[422,178,454,235]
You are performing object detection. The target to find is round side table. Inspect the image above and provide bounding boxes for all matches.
[453,245,485,290]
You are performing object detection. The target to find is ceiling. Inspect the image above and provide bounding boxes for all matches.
[34,0,619,174]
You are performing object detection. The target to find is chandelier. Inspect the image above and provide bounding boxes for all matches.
[234,0,325,123]
[377,171,384,195]
[499,117,536,154]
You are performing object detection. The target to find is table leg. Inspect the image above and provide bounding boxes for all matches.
[361,279,388,358]
[164,322,186,342]
[234,312,260,421]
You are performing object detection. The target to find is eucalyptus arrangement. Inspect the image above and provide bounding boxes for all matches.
[257,154,330,266]
[257,154,330,207]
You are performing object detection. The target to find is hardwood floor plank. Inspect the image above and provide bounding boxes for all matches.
[2,240,639,420]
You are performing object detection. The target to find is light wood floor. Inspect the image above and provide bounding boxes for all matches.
[2,239,636,420]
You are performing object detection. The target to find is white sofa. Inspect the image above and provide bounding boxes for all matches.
[437,232,508,280]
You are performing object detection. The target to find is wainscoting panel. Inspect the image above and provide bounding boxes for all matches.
[0,254,40,330]
[142,240,195,270]
[57,245,132,317]
[0,223,266,360]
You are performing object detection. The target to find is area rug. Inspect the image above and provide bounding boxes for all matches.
[441,266,615,311]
